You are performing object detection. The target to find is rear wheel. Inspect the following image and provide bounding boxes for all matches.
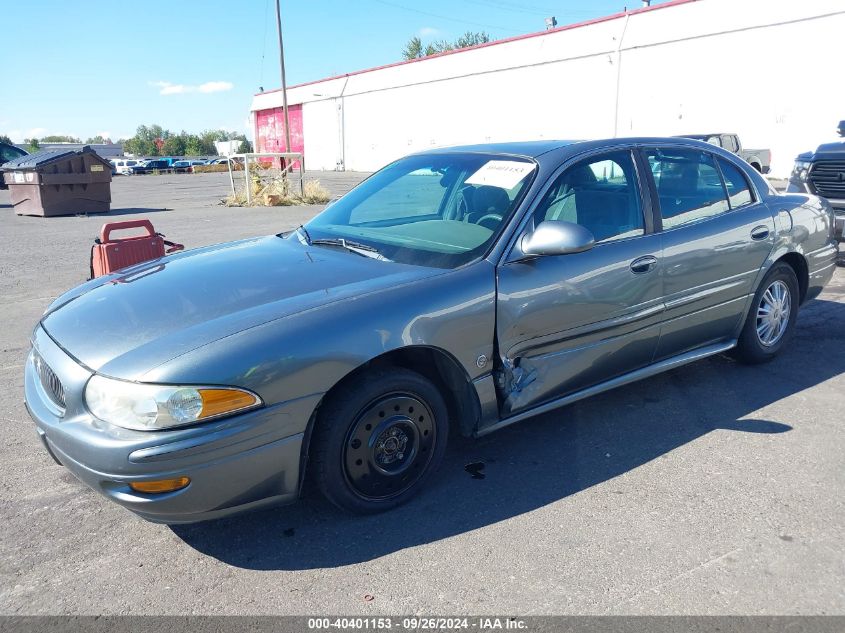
[733,262,799,364]
[310,368,449,513]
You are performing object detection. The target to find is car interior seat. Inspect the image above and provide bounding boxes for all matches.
[464,185,511,226]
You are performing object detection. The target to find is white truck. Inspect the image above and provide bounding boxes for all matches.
[680,133,771,174]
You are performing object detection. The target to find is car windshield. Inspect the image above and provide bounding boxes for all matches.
[300,153,536,268]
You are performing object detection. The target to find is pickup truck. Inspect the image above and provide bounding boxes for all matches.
[679,133,771,174]
[0,142,27,189]
[130,159,174,175]
[787,120,845,245]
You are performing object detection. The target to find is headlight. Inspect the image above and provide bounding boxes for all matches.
[791,160,812,182]
[84,375,262,431]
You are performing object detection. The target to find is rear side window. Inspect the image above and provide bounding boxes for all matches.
[647,149,729,229]
[717,158,754,209]
[534,150,644,243]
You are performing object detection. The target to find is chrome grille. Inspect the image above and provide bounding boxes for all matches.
[34,352,66,409]
[809,161,845,200]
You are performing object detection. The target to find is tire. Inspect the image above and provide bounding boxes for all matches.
[733,262,799,364]
[310,367,449,513]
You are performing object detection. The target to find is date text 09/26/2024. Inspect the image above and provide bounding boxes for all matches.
[307,617,527,630]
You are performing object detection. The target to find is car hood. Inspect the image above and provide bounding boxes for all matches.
[41,235,441,378]
[797,140,845,162]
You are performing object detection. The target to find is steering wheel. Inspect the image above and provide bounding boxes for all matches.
[475,213,503,230]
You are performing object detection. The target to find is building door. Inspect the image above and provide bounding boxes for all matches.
[255,104,304,167]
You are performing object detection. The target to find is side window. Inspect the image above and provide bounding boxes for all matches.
[717,158,754,209]
[534,150,644,243]
[1,144,25,162]
[647,149,729,229]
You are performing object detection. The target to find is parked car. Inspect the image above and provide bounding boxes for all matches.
[173,160,207,173]
[0,142,27,189]
[679,133,771,174]
[24,137,837,523]
[208,157,245,166]
[172,160,194,173]
[110,158,140,175]
[130,159,173,174]
[787,120,845,245]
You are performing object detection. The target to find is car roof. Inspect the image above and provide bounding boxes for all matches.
[678,133,737,139]
[418,140,579,158]
[413,136,744,161]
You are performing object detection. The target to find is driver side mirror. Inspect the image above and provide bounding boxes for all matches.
[838,120,845,138]
[520,220,595,257]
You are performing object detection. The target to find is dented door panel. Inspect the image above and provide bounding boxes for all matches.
[493,233,663,418]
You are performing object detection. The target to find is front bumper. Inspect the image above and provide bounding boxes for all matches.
[24,326,321,524]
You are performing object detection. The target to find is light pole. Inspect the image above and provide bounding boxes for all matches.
[275,0,292,156]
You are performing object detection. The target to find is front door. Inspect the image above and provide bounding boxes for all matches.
[642,147,775,359]
[494,149,664,417]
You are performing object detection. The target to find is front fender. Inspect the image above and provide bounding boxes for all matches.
[138,262,498,434]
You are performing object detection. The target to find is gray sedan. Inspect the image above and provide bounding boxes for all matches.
[24,138,839,523]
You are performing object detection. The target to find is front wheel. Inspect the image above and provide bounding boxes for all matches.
[733,262,799,364]
[310,368,449,513]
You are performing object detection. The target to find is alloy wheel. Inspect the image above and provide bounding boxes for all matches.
[756,280,791,347]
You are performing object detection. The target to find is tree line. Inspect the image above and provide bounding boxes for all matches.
[121,125,252,157]
[402,31,492,60]
[2,126,252,156]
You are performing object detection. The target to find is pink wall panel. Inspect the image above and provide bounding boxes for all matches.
[255,105,304,154]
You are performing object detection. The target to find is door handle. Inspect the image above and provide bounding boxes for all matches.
[629,255,658,274]
[751,225,770,241]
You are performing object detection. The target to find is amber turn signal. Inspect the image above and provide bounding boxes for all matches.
[199,388,260,418]
[128,476,191,494]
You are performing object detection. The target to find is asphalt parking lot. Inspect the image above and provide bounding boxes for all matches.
[0,173,843,615]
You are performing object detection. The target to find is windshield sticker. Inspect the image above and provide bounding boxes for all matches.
[465,160,535,189]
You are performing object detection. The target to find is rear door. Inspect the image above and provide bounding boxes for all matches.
[642,147,775,359]
[494,148,663,417]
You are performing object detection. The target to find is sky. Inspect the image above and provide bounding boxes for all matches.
[1,0,669,143]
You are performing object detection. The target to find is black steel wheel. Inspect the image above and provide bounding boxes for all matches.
[310,368,449,513]
[343,393,436,500]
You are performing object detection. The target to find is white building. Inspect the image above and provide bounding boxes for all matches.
[214,140,243,157]
[250,0,845,177]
